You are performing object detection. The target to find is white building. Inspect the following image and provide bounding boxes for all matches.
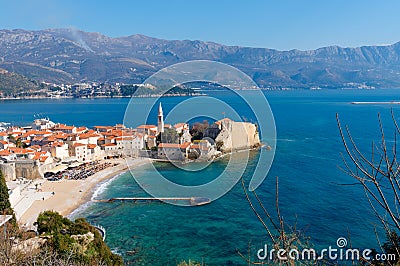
[31,118,56,131]
[46,142,69,160]
[87,144,103,161]
[69,143,90,162]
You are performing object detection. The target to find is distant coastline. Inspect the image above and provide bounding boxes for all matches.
[351,101,400,105]
[0,93,205,100]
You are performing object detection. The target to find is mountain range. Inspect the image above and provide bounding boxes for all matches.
[1,28,400,89]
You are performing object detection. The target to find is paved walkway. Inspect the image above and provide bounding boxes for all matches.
[13,179,54,224]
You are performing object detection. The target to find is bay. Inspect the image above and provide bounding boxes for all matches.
[2,89,400,264]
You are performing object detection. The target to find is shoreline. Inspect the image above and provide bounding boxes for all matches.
[0,93,205,101]
[19,157,152,229]
[351,101,400,104]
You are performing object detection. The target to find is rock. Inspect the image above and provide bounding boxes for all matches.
[12,236,47,254]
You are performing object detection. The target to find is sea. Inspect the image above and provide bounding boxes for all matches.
[1,89,400,265]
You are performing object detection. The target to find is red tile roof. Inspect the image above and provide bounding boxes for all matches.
[51,141,65,147]
[73,143,86,147]
[55,124,75,130]
[137,125,157,129]
[32,151,47,161]
[0,150,11,156]
[9,147,34,154]
[79,132,100,139]
[158,143,180,148]
[76,126,88,132]
[158,142,191,149]
[102,143,117,147]
[39,156,49,163]
[180,142,192,149]
[30,145,41,150]
[174,123,187,128]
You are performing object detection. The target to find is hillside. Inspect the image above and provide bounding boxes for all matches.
[1,28,400,88]
[0,68,46,96]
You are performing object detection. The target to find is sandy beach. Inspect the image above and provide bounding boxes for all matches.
[19,157,151,228]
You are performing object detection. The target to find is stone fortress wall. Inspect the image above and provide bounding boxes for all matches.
[215,119,260,152]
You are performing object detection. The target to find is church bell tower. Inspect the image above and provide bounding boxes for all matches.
[158,102,164,134]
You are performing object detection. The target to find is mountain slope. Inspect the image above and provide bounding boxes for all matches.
[1,28,400,88]
[0,68,46,96]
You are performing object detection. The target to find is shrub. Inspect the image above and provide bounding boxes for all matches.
[35,211,123,265]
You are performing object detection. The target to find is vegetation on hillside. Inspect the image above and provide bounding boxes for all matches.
[0,69,46,97]
[0,176,123,266]
[35,211,123,265]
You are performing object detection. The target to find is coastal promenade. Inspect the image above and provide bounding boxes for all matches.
[12,179,53,220]
[19,157,151,229]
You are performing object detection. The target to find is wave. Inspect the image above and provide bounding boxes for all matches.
[68,200,94,219]
[277,138,297,142]
[68,171,127,219]
[91,171,125,200]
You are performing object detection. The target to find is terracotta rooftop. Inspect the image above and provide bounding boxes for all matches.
[79,132,100,139]
[102,143,117,147]
[9,147,34,154]
[0,150,11,156]
[174,123,187,128]
[51,142,65,147]
[158,142,191,149]
[30,145,41,150]
[39,156,49,163]
[73,143,86,147]
[76,126,88,132]
[55,124,75,130]
[137,125,157,129]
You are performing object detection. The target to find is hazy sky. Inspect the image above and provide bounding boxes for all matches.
[1,0,400,50]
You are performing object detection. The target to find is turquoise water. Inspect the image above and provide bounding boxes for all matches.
[2,90,400,264]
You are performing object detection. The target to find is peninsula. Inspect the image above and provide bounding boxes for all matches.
[0,103,260,228]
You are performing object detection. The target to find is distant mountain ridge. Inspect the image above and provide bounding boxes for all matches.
[1,28,400,88]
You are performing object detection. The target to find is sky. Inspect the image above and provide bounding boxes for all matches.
[1,0,400,51]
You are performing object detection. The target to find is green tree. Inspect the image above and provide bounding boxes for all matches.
[35,211,123,265]
[36,210,72,235]
[0,171,16,225]
[15,138,27,148]
[7,134,15,143]
[161,128,179,143]
[120,85,138,96]
[190,120,209,141]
